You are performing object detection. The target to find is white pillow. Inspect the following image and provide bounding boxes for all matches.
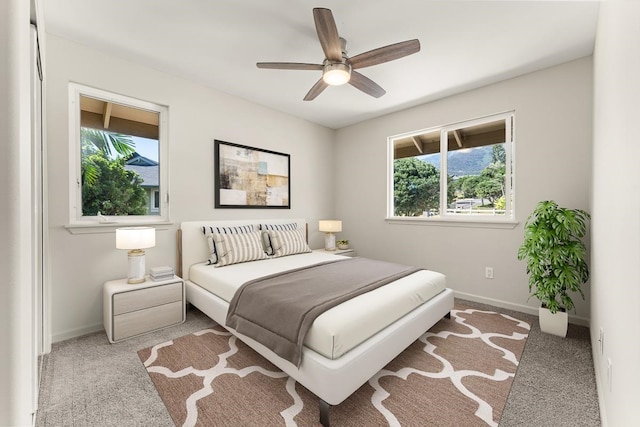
[203,224,256,265]
[267,228,311,258]
[259,223,300,255]
[211,230,268,267]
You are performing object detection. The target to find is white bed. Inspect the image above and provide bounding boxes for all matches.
[179,219,454,426]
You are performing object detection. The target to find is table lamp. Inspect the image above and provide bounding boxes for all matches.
[318,220,342,251]
[116,227,155,284]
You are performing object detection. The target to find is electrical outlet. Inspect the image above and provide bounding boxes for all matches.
[607,358,613,391]
[485,267,494,279]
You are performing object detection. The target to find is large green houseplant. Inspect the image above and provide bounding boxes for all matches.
[517,200,590,335]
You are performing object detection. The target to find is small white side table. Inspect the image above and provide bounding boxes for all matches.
[103,275,185,343]
[313,248,356,257]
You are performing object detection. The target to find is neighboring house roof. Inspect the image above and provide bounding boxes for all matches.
[124,153,158,187]
[125,152,158,166]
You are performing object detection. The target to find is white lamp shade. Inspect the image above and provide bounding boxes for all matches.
[116,227,156,250]
[319,220,342,233]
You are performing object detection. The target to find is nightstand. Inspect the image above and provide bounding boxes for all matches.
[103,275,185,343]
[313,248,356,257]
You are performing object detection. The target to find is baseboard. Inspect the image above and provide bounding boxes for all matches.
[453,291,590,327]
[52,322,103,343]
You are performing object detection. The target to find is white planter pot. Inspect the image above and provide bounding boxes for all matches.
[538,306,568,337]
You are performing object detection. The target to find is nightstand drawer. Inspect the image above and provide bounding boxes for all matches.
[113,282,182,315]
[113,300,183,341]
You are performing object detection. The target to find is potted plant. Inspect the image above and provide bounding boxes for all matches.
[517,200,590,337]
[336,239,350,250]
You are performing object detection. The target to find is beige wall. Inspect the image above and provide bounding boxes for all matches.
[46,35,596,340]
[46,34,335,341]
[334,58,593,321]
[591,1,640,425]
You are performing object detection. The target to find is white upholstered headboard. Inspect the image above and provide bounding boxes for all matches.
[178,218,307,281]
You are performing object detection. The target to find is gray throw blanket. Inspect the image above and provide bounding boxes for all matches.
[225,257,422,367]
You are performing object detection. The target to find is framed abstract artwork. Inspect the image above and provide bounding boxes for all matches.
[214,140,290,209]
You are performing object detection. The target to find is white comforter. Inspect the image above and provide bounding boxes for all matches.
[189,252,446,359]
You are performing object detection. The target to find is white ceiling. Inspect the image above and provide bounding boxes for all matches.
[43,0,600,129]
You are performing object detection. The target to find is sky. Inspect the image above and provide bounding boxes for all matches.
[132,136,158,162]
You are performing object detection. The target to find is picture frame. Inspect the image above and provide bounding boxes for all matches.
[214,139,290,209]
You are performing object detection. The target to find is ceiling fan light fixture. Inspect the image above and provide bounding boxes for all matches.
[323,62,351,85]
[257,8,420,100]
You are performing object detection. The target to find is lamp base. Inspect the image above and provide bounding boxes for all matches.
[324,233,336,251]
[127,249,146,284]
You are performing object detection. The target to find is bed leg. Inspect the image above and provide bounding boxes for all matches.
[319,399,331,427]
[444,311,451,319]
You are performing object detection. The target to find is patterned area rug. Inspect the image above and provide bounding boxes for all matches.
[138,304,529,426]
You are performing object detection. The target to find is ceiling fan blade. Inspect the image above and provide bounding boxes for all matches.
[257,62,323,71]
[350,39,420,70]
[349,71,386,98]
[303,78,329,101]
[313,8,342,62]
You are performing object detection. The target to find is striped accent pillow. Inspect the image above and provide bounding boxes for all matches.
[203,224,256,265]
[267,228,311,258]
[260,222,298,231]
[261,231,274,256]
[202,224,255,235]
[211,230,268,267]
[259,223,299,255]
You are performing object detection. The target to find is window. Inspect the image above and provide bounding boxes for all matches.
[153,191,160,211]
[68,84,169,224]
[388,112,514,222]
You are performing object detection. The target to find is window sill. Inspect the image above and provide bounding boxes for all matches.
[65,220,174,234]
[385,217,519,229]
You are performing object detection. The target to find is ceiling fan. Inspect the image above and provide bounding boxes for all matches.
[257,8,421,101]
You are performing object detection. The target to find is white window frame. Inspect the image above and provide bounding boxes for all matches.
[68,83,170,227]
[387,111,516,227]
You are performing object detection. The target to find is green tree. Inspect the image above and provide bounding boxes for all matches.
[394,158,451,216]
[457,175,482,199]
[82,152,147,216]
[481,162,506,180]
[81,128,135,185]
[476,148,506,205]
[491,143,506,164]
[476,179,503,206]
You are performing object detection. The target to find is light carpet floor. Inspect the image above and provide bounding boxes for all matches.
[35,299,601,426]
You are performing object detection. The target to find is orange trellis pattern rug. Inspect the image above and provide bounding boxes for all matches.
[138,304,530,426]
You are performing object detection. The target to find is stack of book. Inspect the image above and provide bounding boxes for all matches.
[150,266,174,282]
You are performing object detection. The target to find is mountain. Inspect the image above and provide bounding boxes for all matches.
[419,145,493,176]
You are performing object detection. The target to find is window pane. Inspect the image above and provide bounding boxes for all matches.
[79,94,160,217]
[393,130,441,217]
[389,112,513,221]
[446,119,507,216]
